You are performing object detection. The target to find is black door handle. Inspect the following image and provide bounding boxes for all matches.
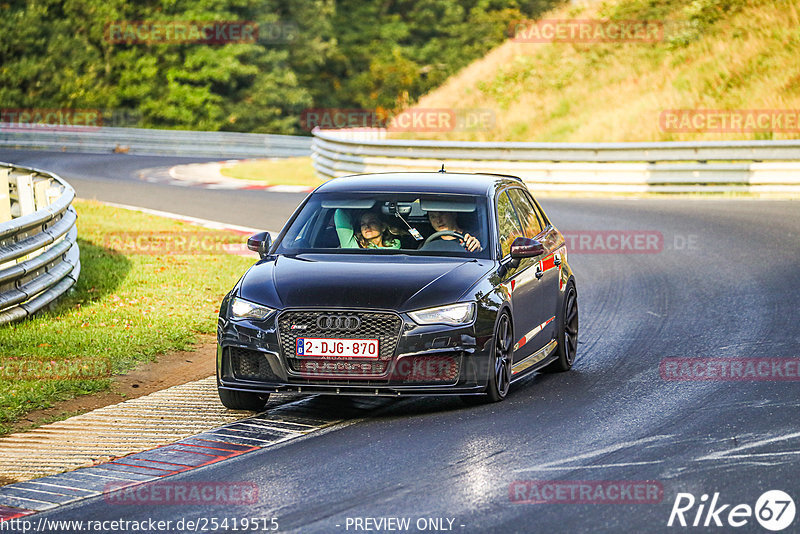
[535,266,544,279]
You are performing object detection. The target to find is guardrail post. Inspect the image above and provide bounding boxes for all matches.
[14,173,36,217]
[0,169,10,223]
[33,178,52,211]
[0,169,11,271]
[33,178,56,256]
[14,173,39,261]
[46,182,61,206]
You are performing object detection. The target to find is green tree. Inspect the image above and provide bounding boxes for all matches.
[0,0,560,133]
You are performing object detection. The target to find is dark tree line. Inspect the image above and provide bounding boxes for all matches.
[0,0,560,134]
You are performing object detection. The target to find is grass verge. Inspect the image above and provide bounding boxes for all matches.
[0,200,255,435]
[220,156,322,187]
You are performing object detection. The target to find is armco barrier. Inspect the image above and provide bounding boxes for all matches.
[0,162,79,325]
[0,125,312,159]
[311,129,800,193]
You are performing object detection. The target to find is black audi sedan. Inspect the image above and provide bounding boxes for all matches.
[216,172,578,410]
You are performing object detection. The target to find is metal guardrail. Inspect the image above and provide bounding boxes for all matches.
[0,162,79,325]
[311,129,800,193]
[0,126,312,159]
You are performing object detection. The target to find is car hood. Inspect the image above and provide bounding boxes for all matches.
[238,254,493,312]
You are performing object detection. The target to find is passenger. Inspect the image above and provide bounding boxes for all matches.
[334,209,401,249]
[427,211,481,252]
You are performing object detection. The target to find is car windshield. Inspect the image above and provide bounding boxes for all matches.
[274,192,491,259]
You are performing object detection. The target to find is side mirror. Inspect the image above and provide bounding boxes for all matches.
[247,231,272,259]
[510,237,545,259]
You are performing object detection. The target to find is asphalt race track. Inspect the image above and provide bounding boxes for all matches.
[2,149,799,533]
[0,149,303,230]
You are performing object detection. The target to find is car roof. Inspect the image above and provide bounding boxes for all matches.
[313,172,525,196]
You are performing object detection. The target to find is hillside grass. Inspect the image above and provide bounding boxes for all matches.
[402,0,800,142]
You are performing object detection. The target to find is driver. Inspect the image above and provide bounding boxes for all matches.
[427,211,481,252]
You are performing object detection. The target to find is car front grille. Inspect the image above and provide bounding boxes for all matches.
[229,347,280,381]
[278,310,402,377]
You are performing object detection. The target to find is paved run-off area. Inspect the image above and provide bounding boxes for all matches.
[0,377,394,518]
[0,377,251,486]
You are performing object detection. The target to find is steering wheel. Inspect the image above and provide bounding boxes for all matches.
[423,230,466,247]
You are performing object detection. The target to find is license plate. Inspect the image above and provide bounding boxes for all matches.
[296,338,379,358]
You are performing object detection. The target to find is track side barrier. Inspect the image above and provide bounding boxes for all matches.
[0,162,80,325]
[311,129,800,194]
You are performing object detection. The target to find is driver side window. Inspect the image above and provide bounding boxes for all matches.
[496,191,524,258]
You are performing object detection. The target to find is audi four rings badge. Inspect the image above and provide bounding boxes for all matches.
[316,314,361,331]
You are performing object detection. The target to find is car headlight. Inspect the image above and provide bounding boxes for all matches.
[408,302,476,326]
[230,297,275,321]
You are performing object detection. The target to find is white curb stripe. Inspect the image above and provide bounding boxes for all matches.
[95,201,274,235]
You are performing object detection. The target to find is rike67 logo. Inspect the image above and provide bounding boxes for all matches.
[668,490,795,531]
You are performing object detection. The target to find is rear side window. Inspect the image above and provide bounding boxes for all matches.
[529,194,550,228]
[507,188,544,238]
[496,191,524,258]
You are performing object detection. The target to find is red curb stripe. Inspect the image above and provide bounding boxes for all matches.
[0,505,34,522]
[103,444,260,489]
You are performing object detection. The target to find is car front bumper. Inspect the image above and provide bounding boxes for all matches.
[216,310,494,396]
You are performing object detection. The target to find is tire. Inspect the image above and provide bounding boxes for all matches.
[462,311,513,404]
[542,282,578,373]
[218,388,270,411]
